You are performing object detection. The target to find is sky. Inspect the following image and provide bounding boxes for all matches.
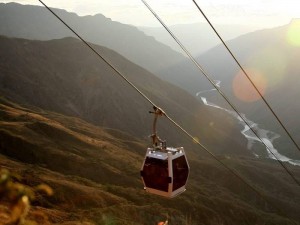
[0,0,299,29]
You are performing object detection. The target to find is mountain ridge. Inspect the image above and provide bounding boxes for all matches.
[1,4,300,223]
[0,2,212,94]
[139,23,263,55]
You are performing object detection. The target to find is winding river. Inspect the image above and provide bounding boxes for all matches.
[196,81,300,166]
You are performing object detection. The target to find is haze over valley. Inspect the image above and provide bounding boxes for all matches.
[0,2,300,224]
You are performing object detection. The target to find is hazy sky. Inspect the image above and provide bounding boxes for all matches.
[1,0,299,28]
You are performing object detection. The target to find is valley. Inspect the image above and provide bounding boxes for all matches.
[0,2,300,224]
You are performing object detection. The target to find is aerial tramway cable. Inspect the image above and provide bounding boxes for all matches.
[38,0,292,217]
[192,0,300,154]
[140,0,300,187]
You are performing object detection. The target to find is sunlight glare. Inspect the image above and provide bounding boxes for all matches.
[287,19,300,46]
[232,69,266,102]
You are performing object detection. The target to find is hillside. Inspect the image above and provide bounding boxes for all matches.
[1,4,300,223]
[194,20,300,158]
[3,3,300,138]
[0,2,211,94]
[0,98,300,224]
[0,35,250,157]
[154,21,300,159]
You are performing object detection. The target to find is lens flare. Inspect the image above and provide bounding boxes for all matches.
[287,19,300,46]
[232,68,266,102]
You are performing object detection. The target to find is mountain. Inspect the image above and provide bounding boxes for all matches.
[0,2,212,94]
[194,20,300,158]
[139,23,262,55]
[1,4,300,223]
[1,98,300,224]
[152,20,300,159]
[0,35,251,157]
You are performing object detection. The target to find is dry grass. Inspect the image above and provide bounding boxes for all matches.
[0,99,300,225]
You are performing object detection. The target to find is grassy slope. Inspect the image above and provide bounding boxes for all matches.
[0,98,300,225]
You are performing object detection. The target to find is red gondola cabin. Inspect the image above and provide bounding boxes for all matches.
[141,146,189,198]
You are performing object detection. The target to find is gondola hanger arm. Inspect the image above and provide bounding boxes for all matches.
[149,106,166,149]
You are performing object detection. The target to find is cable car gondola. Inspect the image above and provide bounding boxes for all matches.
[140,107,190,198]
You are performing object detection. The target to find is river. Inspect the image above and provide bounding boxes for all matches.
[196,81,300,166]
